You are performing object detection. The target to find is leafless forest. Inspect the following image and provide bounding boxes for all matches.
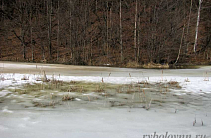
[0,0,210,67]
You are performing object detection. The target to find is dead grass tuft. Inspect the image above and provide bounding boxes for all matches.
[0,75,5,81]
[137,80,149,85]
[62,94,75,101]
[184,78,190,82]
[168,81,179,85]
[33,101,55,107]
[21,75,29,80]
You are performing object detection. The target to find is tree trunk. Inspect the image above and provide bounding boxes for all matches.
[193,0,202,53]
[39,2,45,60]
[69,0,73,59]
[106,1,109,62]
[175,25,185,65]
[57,0,60,61]
[96,0,97,12]
[30,1,33,62]
[134,0,137,62]
[137,1,140,62]
[1,1,4,26]
[186,0,193,53]
[21,28,26,60]
[31,27,33,61]
[41,41,45,60]
[19,2,26,60]
[110,4,112,55]
[47,0,52,58]
[120,0,123,62]
[83,0,87,62]
[91,37,93,61]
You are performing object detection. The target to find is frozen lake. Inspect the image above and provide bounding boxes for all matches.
[0,61,211,138]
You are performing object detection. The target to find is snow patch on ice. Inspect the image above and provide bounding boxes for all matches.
[75,98,81,101]
[0,90,11,97]
[1,73,211,94]
[2,106,13,113]
[22,117,31,121]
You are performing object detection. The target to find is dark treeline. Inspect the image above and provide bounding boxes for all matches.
[0,0,210,66]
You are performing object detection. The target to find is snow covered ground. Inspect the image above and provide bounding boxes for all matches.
[0,61,211,138]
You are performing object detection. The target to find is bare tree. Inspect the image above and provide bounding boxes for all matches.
[194,0,203,53]
[134,0,137,62]
[29,0,34,61]
[12,0,28,60]
[47,0,52,58]
[1,0,211,65]
[137,1,141,62]
[186,0,193,53]
[57,0,60,61]
[106,1,109,62]
[175,24,185,65]
[120,0,123,62]
[69,0,72,59]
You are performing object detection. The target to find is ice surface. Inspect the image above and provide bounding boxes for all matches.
[0,90,11,97]
[0,62,211,138]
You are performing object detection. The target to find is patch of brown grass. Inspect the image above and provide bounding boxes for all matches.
[168,81,179,85]
[142,62,169,69]
[125,61,140,68]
